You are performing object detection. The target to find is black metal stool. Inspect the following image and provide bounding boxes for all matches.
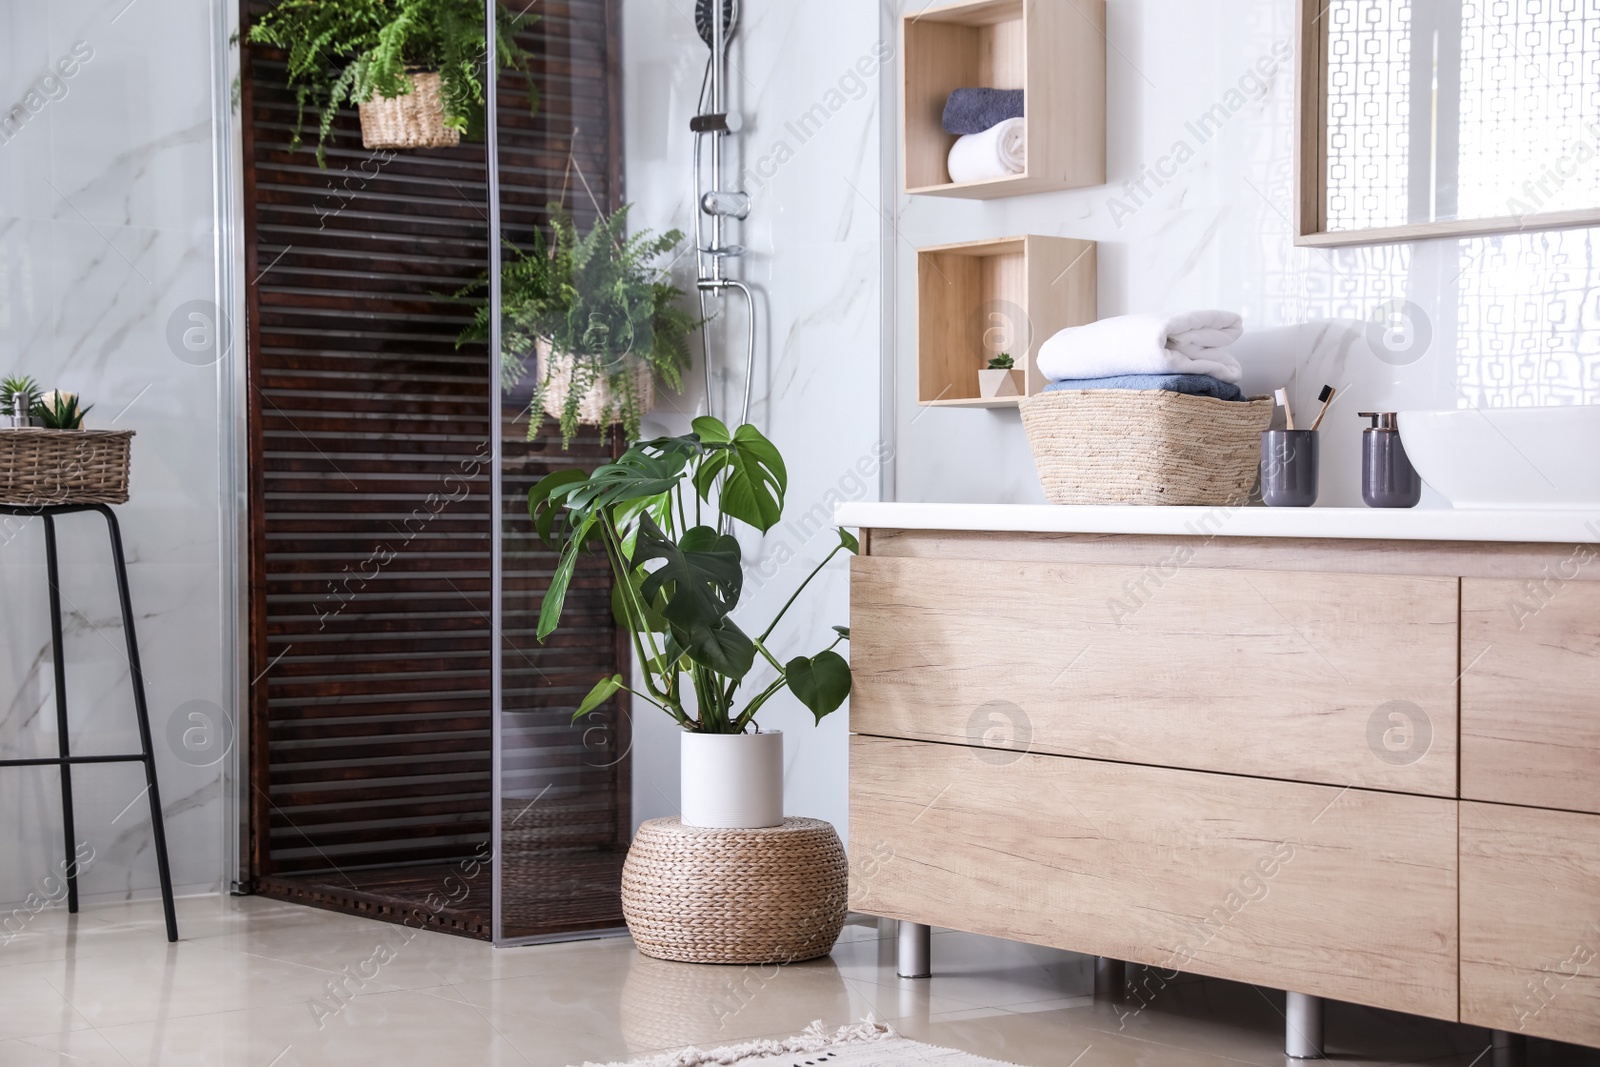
[0,503,178,942]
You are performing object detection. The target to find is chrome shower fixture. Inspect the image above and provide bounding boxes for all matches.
[695,0,738,49]
[691,0,756,425]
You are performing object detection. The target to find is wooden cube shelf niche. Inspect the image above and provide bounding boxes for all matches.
[918,235,1096,407]
[902,0,1106,199]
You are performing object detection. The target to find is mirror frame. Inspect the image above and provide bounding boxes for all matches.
[1294,0,1600,247]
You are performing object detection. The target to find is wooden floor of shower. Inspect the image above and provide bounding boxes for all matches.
[239,0,629,941]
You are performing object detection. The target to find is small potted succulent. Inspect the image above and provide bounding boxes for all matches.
[241,0,540,165]
[979,352,1022,398]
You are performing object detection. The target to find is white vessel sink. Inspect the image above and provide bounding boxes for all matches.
[1397,406,1600,509]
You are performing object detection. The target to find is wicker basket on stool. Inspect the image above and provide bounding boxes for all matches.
[621,817,848,965]
[0,430,134,506]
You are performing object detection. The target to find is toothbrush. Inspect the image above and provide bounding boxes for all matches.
[1274,387,1295,430]
[1307,385,1336,432]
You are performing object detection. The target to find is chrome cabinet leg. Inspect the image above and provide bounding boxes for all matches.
[1285,992,1324,1059]
[897,921,931,978]
[1094,957,1126,1000]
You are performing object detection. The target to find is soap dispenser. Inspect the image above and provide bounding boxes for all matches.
[1359,412,1422,508]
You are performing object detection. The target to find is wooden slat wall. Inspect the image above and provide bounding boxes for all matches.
[243,1,627,885]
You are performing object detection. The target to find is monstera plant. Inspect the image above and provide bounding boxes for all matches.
[529,417,854,735]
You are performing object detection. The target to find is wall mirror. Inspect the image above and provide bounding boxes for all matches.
[1297,0,1600,245]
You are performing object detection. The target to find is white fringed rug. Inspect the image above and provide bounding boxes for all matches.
[580,1020,1027,1067]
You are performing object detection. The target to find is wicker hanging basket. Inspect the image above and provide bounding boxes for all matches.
[537,337,656,427]
[620,817,849,965]
[1020,390,1273,506]
[358,71,461,150]
[0,429,134,506]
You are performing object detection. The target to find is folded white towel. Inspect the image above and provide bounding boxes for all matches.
[1036,312,1245,385]
[946,117,1026,183]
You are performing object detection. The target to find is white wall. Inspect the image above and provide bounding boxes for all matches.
[896,0,1600,507]
[0,0,233,909]
[621,1,886,841]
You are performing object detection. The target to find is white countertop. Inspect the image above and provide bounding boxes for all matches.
[834,502,1600,544]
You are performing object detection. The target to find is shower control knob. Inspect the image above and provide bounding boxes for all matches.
[701,191,751,219]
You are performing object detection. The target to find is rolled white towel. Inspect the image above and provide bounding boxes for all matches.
[946,117,1025,183]
[1036,312,1245,385]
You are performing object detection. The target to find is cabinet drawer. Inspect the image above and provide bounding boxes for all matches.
[849,735,1459,1020]
[1461,802,1600,1046]
[1462,578,1600,813]
[850,556,1459,795]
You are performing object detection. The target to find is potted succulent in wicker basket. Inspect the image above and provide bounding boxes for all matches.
[531,418,854,963]
[241,0,539,164]
[461,204,697,448]
[0,377,133,507]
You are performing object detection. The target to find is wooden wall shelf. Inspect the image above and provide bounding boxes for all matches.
[917,235,1096,407]
[902,0,1106,199]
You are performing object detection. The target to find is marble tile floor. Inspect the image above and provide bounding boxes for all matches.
[0,894,1595,1067]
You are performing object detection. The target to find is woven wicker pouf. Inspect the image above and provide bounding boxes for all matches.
[621,817,848,965]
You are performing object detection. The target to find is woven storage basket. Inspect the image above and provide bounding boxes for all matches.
[537,337,656,427]
[0,429,134,506]
[1020,390,1273,506]
[621,817,848,965]
[359,71,461,150]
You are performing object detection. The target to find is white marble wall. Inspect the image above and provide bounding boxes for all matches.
[0,0,232,908]
[896,0,1600,507]
[621,1,886,840]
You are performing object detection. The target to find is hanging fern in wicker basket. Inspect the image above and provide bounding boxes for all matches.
[241,0,540,164]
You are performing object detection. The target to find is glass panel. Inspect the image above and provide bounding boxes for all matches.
[490,0,630,944]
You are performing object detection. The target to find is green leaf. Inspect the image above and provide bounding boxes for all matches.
[573,674,624,722]
[611,566,668,634]
[683,617,757,680]
[695,423,788,532]
[785,650,852,723]
[839,528,860,554]
[630,514,755,679]
[537,513,598,641]
[527,468,589,546]
[633,515,743,629]
[832,625,850,639]
[691,415,732,443]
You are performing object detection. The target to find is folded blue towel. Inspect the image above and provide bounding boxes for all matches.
[942,88,1024,135]
[1043,373,1247,402]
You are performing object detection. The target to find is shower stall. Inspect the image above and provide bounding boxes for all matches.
[241,0,753,945]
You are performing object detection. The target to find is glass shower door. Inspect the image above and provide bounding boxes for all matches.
[488,0,631,945]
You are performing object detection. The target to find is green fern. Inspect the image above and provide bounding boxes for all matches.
[243,0,539,167]
[459,204,697,448]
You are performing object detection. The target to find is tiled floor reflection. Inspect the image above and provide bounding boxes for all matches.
[1,895,1596,1066]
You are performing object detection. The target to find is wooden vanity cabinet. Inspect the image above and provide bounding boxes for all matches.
[848,529,1600,1048]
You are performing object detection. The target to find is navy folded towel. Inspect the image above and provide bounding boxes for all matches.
[942,88,1025,135]
[1043,373,1247,402]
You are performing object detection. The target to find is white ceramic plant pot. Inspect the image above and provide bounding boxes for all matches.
[978,368,1022,398]
[680,730,783,829]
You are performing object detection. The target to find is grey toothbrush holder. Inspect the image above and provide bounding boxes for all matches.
[1260,430,1319,507]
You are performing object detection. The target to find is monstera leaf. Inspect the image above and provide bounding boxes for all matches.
[631,514,755,678]
[691,417,787,532]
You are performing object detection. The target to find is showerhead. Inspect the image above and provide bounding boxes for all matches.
[695,0,739,48]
